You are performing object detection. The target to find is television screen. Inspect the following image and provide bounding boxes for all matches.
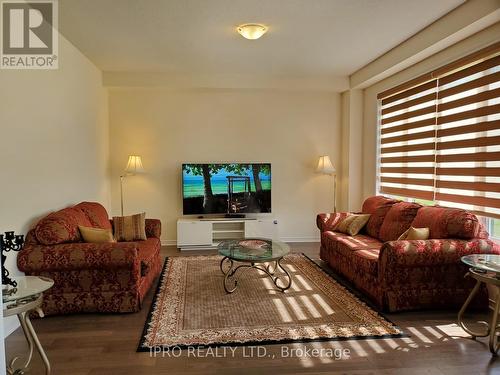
[182,163,271,215]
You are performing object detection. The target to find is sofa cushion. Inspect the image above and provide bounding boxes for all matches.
[35,207,92,245]
[379,202,421,242]
[325,232,382,258]
[337,233,382,250]
[411,206,481,239]
[75,202,112,230]
[363,196,399,239]
[362,196,400,215]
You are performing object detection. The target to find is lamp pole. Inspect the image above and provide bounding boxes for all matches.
[120,175,125,216]
[333,173,337,213]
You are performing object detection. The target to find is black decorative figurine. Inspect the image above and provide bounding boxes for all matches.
[1,231,24,288]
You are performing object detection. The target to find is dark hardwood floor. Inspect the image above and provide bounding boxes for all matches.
[5,243,499,374]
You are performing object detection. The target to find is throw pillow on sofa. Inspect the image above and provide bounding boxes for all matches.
[335,214,371,236]
[79,226,115,243]
[35,207,92,245]
[378,201,421,242]
[411,206,481,239]
[397,227,430,240]
[113,212,147,241]
[363,196,400,239]
[75,202,113,230]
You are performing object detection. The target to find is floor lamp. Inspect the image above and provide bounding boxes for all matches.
[317,155,336,213]
[120,155,145,216]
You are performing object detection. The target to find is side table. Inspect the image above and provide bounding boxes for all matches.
[458,254,500,355]
[3,276,54,374]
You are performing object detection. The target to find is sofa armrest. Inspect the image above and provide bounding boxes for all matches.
[145,219,161,239]
[17,242,139,273]
[316,212,350,232]
[379,238,500,271]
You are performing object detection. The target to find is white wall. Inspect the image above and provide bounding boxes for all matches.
[108,88,341,243]
[0,34,110,337]
[350,0,500,88]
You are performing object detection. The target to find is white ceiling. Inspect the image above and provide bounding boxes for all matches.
[59,0,464,85]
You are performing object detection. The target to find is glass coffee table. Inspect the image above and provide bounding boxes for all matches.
[218,238,292,293]
[458,254,500,355]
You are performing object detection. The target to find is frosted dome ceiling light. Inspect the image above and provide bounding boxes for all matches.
[237,24,268,40]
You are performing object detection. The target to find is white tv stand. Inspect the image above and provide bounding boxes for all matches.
[177,217,279,250]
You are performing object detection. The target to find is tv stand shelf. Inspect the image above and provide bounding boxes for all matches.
[177,217,278,251]
[199,218,256,221]
[212,230,245,233]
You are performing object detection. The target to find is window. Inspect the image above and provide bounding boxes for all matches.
[377,42,500,220]
[489,218,500,239]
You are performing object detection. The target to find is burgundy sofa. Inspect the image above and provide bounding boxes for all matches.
[17,202,162,315]
[317,196,500,312]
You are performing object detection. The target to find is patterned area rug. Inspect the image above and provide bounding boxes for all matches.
[138,254,402,350]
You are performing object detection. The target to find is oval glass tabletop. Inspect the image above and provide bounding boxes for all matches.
[218,238,290,262]
[461,254,500,273]
[3,276,54,303]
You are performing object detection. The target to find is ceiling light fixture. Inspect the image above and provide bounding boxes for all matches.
[237,23,268,40]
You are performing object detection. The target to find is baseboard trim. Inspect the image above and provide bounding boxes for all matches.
[161,240,177,246]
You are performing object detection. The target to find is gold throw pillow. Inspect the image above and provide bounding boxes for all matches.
[335,214,371,236]
[398,227,430,241]
[78,226,115,243]
[113,212,147,242]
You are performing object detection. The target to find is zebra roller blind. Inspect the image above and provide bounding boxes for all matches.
[377,42,500,218]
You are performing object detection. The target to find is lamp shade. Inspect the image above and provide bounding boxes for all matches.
[316,155,336,174]
[124,155,145,175]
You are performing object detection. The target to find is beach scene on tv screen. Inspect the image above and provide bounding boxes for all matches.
[183,163,271,214]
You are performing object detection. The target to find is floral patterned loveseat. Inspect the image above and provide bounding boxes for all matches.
[17,202,162,315]
[317,196,500,312]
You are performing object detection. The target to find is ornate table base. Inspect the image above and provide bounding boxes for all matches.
[458,269,500,355]
[220,256,292,293]
[4,294,51,375]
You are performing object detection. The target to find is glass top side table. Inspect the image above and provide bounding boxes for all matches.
[458,254,500,355]
[3,275,54,375]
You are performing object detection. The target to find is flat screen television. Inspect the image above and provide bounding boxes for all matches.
[182,163,271,215]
